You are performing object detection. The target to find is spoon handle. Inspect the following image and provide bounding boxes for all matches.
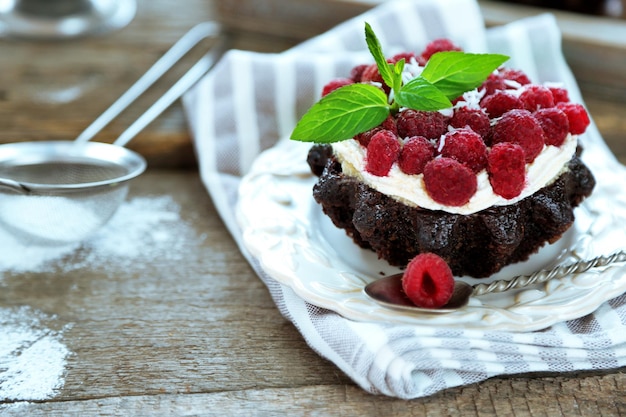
[472,251,626,296]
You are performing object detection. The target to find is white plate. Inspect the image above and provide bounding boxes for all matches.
[236,138,626,332]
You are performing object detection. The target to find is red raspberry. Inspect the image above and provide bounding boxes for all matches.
[481,91,524,118]
[391,52,418,64]
[491,109,545,163]
[398,136,435,175]
[396,109,448,140]
[487,142,527,199]
[423,157,477,206]
[350,64,368,82]
[439,128,487,173]
[534,108,570,146]
[500,68,531,86]
[355,114,397,147]
[361,63,382,83]
[402,253,455,309]
[479,72,507,96]
[519,85,555,111]
[557,102,590,135]
[549,86,570,104]
[419,38,462,63]
[365,130,401,176]
[450,107,491,138]
[361,63,390,93]
[321,78,354,96]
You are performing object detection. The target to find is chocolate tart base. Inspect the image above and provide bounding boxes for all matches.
[307,144,596,278]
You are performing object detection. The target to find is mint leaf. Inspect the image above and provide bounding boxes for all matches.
[392,58,405,93]
[364,22,394,90]
[420,51,508,99]
[395,77,452,111]
[290,83,390,143]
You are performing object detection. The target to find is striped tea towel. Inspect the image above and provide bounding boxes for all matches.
[183,0,626,399]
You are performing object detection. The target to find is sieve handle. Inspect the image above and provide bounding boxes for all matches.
[113,34,227,147]
[74,21,225,145]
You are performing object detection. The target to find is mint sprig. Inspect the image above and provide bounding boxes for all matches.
[420,51,510,99]
[288,83,389,143]
[290,24,508,143]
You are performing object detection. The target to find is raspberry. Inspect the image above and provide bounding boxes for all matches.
[439,128,487,173]
[354,114,397,147]
[481,91,524,118]
[350,64,368,82]
[396,109,448,140]
[419,39,462,63]
[534,107,570,146]
[321,78,354,96]
[450,107,491,138]
[361,63,390,92]
[398,136,435,175]
[487,142,527,199]
[491,109,545,163]
[391,52,418,64]
[365,130,401,176]
[500,68,531,86]
[519,85,555,111]
[549,86,570,104]
[401,253,455,309]
[423,157,477,206]
[557,102,590,135]
[479,72,507,96]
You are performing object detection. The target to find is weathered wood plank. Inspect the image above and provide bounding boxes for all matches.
[2,373,626,416]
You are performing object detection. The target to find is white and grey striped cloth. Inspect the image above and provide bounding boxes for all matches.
[184,0,626,399]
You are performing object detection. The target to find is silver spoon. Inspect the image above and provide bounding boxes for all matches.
[364,251,626,313]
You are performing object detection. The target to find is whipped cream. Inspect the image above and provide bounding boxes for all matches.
[332,133,577,215]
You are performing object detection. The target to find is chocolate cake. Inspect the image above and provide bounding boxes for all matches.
[308,144,595,278]
[291,30,596,279]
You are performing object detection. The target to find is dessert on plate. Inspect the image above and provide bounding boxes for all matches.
[291,24,595,278]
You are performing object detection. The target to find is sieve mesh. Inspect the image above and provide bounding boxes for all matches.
[0,160,130,185]
[0,185,128,245]
[0,142,146,245]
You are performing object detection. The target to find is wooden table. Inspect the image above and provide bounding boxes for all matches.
[1,1,625,415]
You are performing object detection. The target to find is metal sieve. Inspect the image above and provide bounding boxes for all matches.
[0,22,226,245]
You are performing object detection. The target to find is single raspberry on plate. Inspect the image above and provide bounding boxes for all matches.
[450,107,491,138]
[355,114,397,147]
[398,136,435,175]
[500,68,531,87]
[423,157,477,206]
[350,64,369,82]
[365,130,401,176]
[439,128,487,173]
[481,91,524,118]
[419,38,462,63]
[534,107,570,146]
[519,85,555,111]
[491,109,545,163]
[401,253,455,309]
[321,78,354,96]
[557,102,591,135]
[487,142,527,199]
[549,86,570,104]
[396,109,448,140]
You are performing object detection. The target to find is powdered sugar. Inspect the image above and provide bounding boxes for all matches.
[0,307,71,401]
[0,195,104,244]
[0,195,197,401]
[0,195,194,274]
